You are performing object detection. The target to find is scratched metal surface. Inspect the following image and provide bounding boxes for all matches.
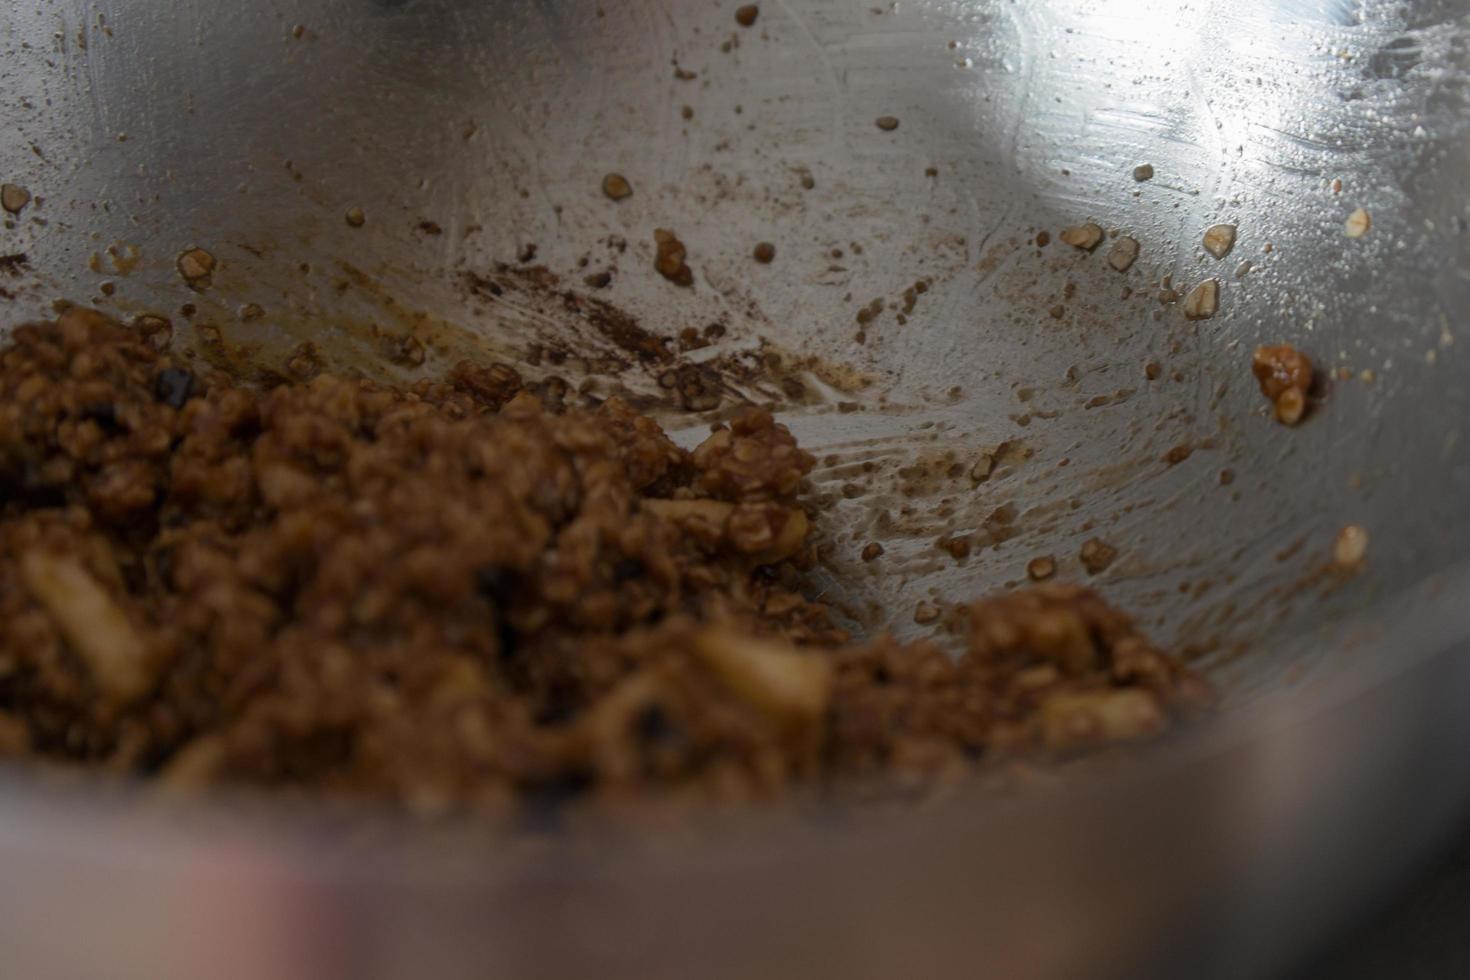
[2,0,1468,702]
[2,1,1470,978]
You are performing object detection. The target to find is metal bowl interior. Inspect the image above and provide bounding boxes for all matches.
[1,0,1469,977]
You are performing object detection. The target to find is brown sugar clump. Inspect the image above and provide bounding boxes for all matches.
[1079,538,1118,575]
[654,228,694,286]
[942,535,971,560]
[2,183,32,215]
[1252,344,1313,426]
[176,248,216,288]
[602,173,633,201]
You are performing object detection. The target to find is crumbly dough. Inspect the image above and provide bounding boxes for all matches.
[0,310,1213,817]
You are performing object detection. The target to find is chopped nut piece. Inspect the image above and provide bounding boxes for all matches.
[1,183,31,215]
[734,4,759,27]
[602,173,633,201]
[914,602,941,624]
[345,206,366,227]
[753,241,776,264]
[1344,207,1371,239]
[1042,689,1167,752]
[1334,524,1369,568]
[1107,236,1140,272]
[1252,344,1314,426]
[1182,279,1219,320]
[20,552,151,706]
[693,629,831,724]
[1275,388,1306,425]
[861,542,884,562]
[653,228,693,286]
[1027,556,1057,581]
[875,116,900,131]
[969,454,995,482]
[1060,222,1104,251]
[1079,538,1118,575]
[176,247,216,287]
[1132,164,1154,182]
[1202,224,1237,260]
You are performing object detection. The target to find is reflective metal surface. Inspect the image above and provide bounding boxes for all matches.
[0,0,1468,976]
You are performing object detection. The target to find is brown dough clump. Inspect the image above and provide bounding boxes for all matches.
[1252,344,1313,425]
[0,311,1212,819]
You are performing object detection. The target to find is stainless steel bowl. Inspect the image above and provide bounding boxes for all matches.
[2,0,1468,976]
